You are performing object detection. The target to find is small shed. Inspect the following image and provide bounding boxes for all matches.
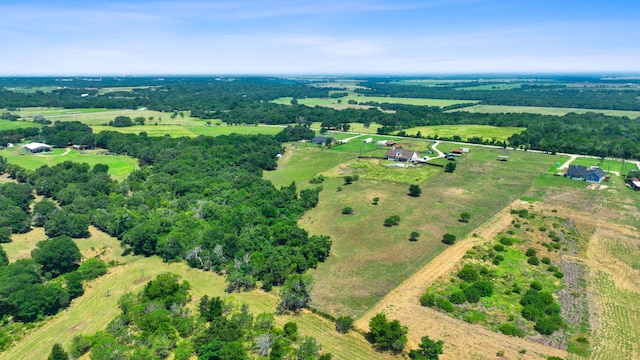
[364,137,373,143]
[451,149,463,155]
[461,148,470,153]
[24,142,52,153]
[497,155,510,161]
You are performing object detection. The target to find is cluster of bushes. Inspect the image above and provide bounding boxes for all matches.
[383,215,401,227]
[520,281,564,335]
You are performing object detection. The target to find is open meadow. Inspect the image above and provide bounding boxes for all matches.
[1,146,137,181]
[15,107,205,126]
[0,120,41,131]
[397,124,525,141]
[263,142,563,320]
[456,104,640,119]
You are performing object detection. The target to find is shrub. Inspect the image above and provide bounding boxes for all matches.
[335,316,354,333]
[547,265,558,272]
[449,291,467,304]
[419,292,436,307]
[525,248,537,257]
[408,184,422,197]
[409,231,420,242]
[535,317,561,335]
[527,256,540,265]
[539,226,547,232]
[435,298,454,313]
[499,237,515,246]
[341,207,354,215]
[530,281,543,291]
[457,265,479,282]
[554,271,564,279]
[372,197,380,205]
[464,286,481,303]
[493,244,505,252]
[495,254,505,262]
[472,280,494,297]
[498,323,525,338]
[441,233,456,245]
[541,257,551,265]
[78,258,108,280]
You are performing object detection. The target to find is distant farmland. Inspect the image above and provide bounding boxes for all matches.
[397,124,525,141]
[456,104,640,119]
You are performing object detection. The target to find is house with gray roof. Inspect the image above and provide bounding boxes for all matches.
[566,165,606,183]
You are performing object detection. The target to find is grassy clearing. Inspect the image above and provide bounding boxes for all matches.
[15,107,204,126]
[397,125,524,141]
[92,125,197,137]
[308,122,381,134]
[3,228,393,360]
[589,271,640,360]
[1,146,137,181]
[455,84,523,90]
[263,143,357,189]
[457,105,640,119]
[0,120,41,131]
[301,145,558,317]
[187,124,285,136]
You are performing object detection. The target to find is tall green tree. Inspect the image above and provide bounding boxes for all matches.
[408,336,444,360]
[48,343,70,360]
[278,274,313,313]
[368,313,408,353]
[31,236,82,277]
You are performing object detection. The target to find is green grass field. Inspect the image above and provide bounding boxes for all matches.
[397,125,525,141]
[1,147,137,181]
[91,124,285,138]
[277,144,561,318]
[2,227,394,360]
[0,120,41,131]
[15,107,205,126]
[187,124,285,137]
[457,105,640,119]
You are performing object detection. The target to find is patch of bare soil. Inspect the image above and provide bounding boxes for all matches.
[353,200,567,359]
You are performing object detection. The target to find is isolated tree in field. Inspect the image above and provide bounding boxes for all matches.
[335,315,354,333]
[31,235,81,277]
[408,184,422,197]
[48,343,69,360]
[368,312,408,353]
[409,336,444,360]
[409,231,420,242]
[342,206,354,215]
[459,212,471,223]
[278,273,313,313]
[384,215,401,227]
[444,162,456,173]
[441,233,457,245]
[372,197,380,205]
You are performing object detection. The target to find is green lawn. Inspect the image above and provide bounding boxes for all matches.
[457,105,640,119]
[92,125,197,137]
[0,120,41,131]
[1,146,137,181]
[299,145,559,318]
[187,124,285,136]
[397,125,525,141]
[570,157,629,175]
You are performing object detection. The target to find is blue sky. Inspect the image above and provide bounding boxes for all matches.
[1,0,639,75]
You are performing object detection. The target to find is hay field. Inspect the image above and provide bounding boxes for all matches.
[398,124,525,141]
[456,105,640,119]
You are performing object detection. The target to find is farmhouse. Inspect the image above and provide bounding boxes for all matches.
[566,165,606,183]
[311,136,335,146]
[385,149,420,162]
[24,142,52,154]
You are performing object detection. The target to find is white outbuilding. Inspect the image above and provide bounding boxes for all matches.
[24,142,52,153]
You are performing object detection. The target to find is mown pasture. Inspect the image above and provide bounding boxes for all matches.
[91,124,285,137]
[457,104,640,119]
[267,143,562,318]
[0,120,41,131]
[397,124,525,141]
[15,107,205,126]
[1,147,137,181]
